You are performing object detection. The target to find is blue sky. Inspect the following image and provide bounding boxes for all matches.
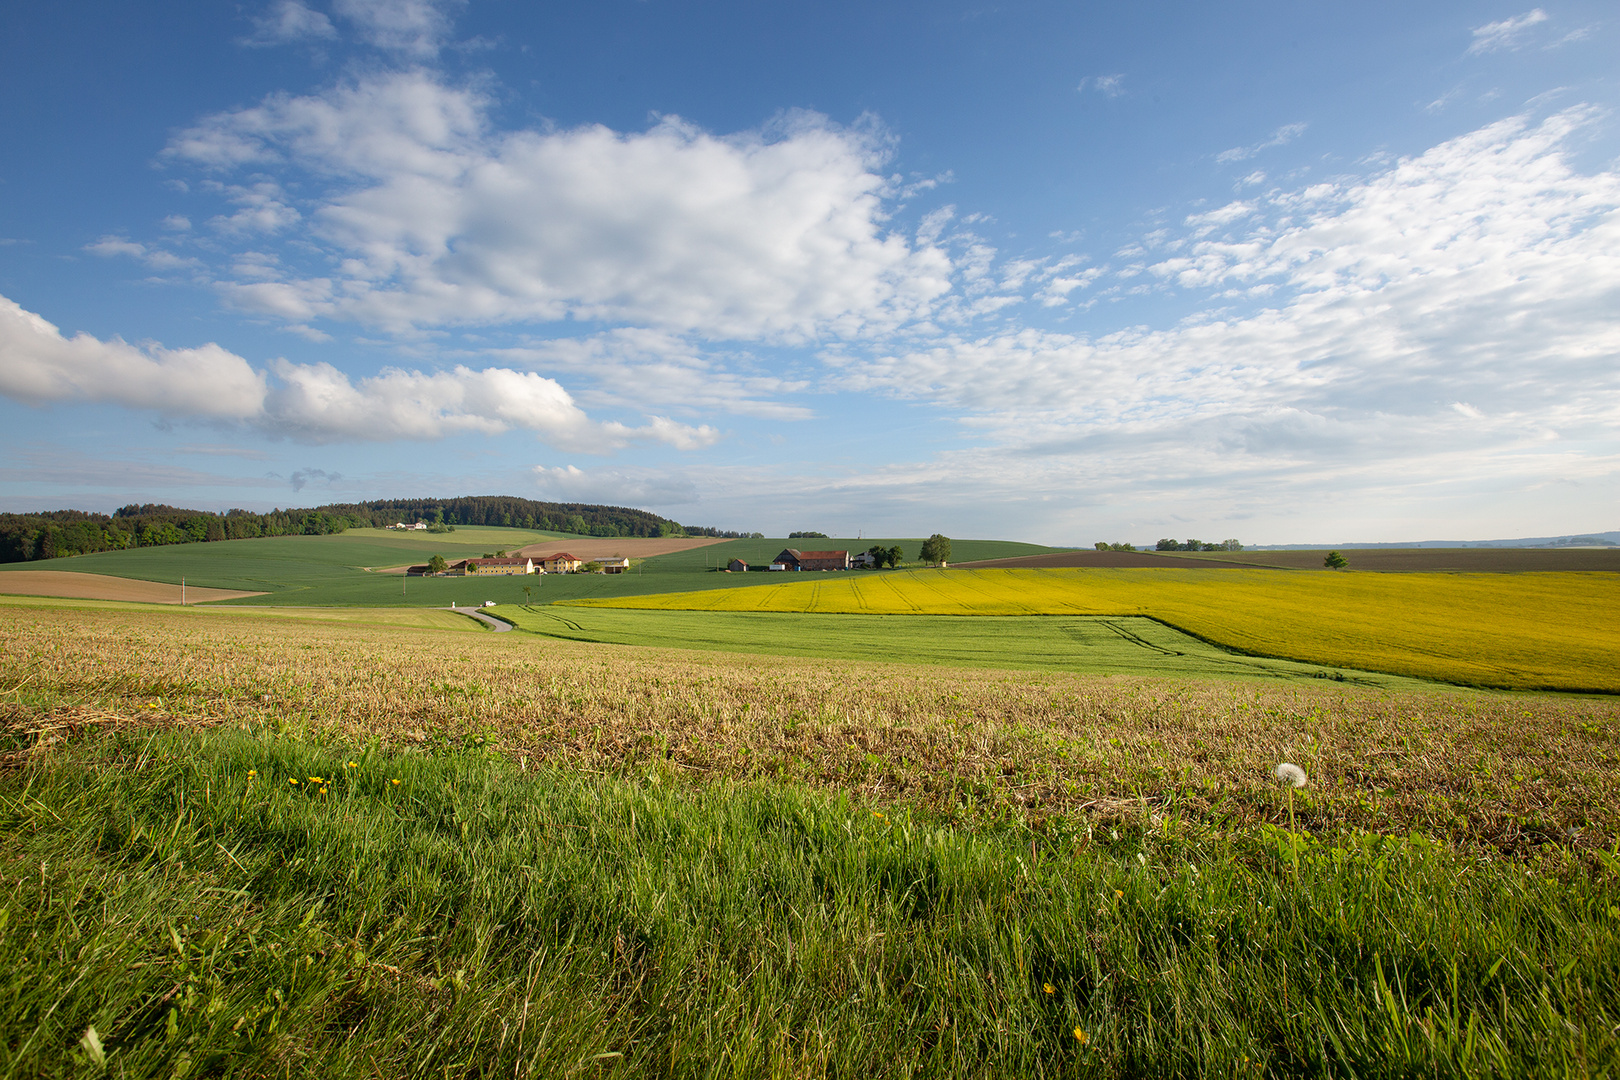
[2,1,1616,544]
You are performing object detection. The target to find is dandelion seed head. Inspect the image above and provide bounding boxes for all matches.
[1274,762,1307,788]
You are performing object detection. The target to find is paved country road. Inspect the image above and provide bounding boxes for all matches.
[452,606,514,631]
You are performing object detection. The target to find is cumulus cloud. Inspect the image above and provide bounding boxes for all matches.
[0,293,715,450]
[1216,122,1308,164]
[838,107,1620,493]
[164,72,954,342]
[1468,9,1548,55]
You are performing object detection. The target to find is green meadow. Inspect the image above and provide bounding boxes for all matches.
[498,605,1433,689]
[0,532,1065,608]
[3,726,1615,1079]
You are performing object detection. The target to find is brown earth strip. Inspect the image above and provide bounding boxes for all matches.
[955,550,1253,569]
[375,535,730,573]
[1155,547,1620,572]
[514,536,730,559]
[0,571,264,604]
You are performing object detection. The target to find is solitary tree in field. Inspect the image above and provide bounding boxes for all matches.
[887,545,903,568]
[427,554,447,575]
[1323,550,1348,569]
[919,534,952,566]
[523,585,532,607]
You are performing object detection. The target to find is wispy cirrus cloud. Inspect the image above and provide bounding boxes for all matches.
[1467,8,1548,55]
[1216,122,1308,164]
[1078,74,1125,98]
[832,107,1620,519]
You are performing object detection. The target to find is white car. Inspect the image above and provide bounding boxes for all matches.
[482,600,498,608]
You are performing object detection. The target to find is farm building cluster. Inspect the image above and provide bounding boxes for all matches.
[404,553,631,576]
[728,549,854,572]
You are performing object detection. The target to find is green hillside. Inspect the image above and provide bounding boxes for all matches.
[0,531,1071,607]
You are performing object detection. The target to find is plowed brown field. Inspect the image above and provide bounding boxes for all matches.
[956,550,1245,569]
[1154,548,1620,572]
[0,571,263,604]
[513,537,730,560]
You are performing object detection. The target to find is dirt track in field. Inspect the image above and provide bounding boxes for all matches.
[1154,548,1620,572]
[955,551,1250,569]
[0,571,264,604]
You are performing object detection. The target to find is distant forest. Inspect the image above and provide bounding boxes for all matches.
[0,497,757,564]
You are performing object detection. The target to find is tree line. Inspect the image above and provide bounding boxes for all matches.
[0,496,750,564]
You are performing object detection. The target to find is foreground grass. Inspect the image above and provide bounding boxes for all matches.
[572,568,1620,693]
[3,726,1617,1078]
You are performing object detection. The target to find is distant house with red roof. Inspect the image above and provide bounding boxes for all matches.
[774,548,850,571]
[539,553,583,573]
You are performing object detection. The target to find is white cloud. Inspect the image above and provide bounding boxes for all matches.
[484,329,814,421]
[835,107,1620,512]
[333,0,460,57]
[0,294,267,418]
[241,0,338,47]
[165,72,954,341]
[1468,9,1548,55]
[0,292,715,450]
[1216,122,1308,164]
[1078,75,1125,98]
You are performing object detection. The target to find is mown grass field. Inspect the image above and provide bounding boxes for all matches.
[571,568,1620,693]
[3,604,1619,1076]
[502,605,1433,690]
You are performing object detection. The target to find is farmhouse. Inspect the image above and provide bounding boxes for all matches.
[728,558,749,572]
[774,548,851,571]
[465,557,534,576]
[594,557,631,574]
[540,553,583,574]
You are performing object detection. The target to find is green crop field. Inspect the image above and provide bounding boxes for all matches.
[499,605,1434,689]
[574,567,1620,693]
[0,533,1070,608]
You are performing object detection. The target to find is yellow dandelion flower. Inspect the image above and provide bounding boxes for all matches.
[247,770,257,777]
[1074,1027,1089,1045]
[308,776,323,784]
[1043,982,1055,995]
[320,787,328,795]
[1114,889,1124,899]
[346,761,358,769]
[289,778,299,785]
[390,778,400,786]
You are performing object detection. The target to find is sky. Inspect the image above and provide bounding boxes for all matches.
[1,1,1617,545]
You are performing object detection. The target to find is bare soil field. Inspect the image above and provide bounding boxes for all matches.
[1157,547,1620,572]
[956,550,1247,569]
[0,571,263,604]
[373,535,731,573]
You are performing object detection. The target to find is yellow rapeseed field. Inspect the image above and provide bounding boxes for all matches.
[569,568,1620,692]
